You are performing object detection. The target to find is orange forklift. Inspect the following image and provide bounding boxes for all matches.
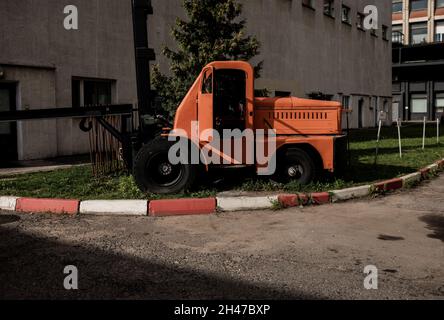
[133,61,347,194]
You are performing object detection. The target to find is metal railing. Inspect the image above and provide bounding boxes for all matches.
[392,31,404,44]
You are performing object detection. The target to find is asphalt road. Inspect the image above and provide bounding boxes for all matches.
[1,176,444,299]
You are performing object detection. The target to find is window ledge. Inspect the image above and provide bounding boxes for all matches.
[357,26,366,32]
[324,12,335,19]
[342,20,352,26]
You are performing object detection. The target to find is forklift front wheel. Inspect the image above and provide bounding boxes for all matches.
[274,148,316,185]
[133,138,197,194]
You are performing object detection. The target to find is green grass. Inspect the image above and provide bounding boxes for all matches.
[1,124,443,200]
[0,166,217,200]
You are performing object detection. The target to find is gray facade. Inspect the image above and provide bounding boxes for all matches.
[151,0,392,129]
[0,0,137,161]
[392,0,444,121]
[0,0,391,161]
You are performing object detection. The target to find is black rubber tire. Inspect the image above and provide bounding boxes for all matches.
[133,137,197,194]
[275,148,316,185]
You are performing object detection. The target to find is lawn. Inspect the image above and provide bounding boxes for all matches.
[1,124,443,200]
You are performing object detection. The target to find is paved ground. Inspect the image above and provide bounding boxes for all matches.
[1,176,444,300]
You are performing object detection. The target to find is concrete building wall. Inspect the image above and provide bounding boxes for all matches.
[0,0,137,160]
[3,66,58,159]
[150,0,392,129]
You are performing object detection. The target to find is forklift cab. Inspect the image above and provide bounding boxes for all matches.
[198,67,247,136]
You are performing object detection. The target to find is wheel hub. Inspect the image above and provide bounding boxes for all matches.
[288,165,303,177]
[159,162,173,176]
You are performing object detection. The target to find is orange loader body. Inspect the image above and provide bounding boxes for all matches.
[171,61,345,173]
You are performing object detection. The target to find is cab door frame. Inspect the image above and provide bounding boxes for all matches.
[197,66,214,143]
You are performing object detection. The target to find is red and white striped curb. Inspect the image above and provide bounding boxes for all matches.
[216,195,279,212]
[149,198,216,216]
[79,200,148,216]
[1,158,443,217]
[0,196,19,211]
[16,198,79,215]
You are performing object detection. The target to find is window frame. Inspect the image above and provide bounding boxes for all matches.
[341,5,351,25]
[323,0,335,18]
[410,93,428,114]
[342,95,351,110]
[410,0,428,11]
[72,78,114,108]
[382,25,389,41]
[435,92,444,113]
[392,0,403,13]
[435,20,444,42]
[356,12,366,31]
[409,22,428,44]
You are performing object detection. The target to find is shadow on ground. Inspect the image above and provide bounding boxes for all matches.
[0,222,321,300]
[419,214,444,242]
[344,162,417,183]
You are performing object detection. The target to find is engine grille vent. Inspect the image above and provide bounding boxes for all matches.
[269,112,329,120]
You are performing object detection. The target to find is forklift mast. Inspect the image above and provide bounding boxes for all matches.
[131,0,156,139]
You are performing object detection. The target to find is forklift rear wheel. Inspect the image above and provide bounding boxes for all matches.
[277,148,316,185]
[134,138,197,194]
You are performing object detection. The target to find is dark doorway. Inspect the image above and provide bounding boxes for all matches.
[358,99,364,128]
[0,83,18,163]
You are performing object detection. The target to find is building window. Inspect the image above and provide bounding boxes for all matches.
[411,94,428,113]
[302,0,315,10]
[357,12,365,30]
[410,22,428,44]
[383,100,389,113]
[382,25,389,40]
[436,93,444,113]
[72,78,113,107]
[392,0,403,13]
[323,0,335,17]
[341,5,351,24]
[342,95,351,109]
[410,0,428,11]
[437,0,444,8]
[435,21,444,42]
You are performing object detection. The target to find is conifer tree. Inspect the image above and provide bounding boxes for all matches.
[152,0,262,118]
